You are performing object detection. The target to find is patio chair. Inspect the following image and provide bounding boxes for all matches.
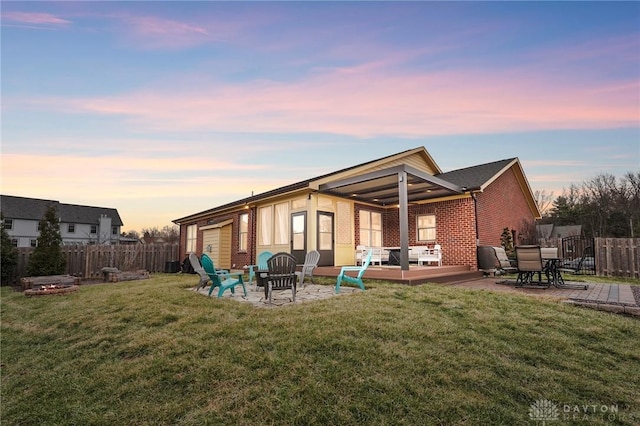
[265,252,297,304]
[295,250,320,288]
[200,253,247,298]
[540,247,559,260]
[335,249,372,293]
[493,247,517,274]
[560,246,595,275]
[189,253,210,291]
[247,251,273,287]
[417,244,442,266]
[514,245,549,288]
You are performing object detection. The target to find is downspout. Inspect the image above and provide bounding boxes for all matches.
[469,189,479,246]
[250,205,257,266]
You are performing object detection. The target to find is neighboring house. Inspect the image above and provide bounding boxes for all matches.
[173,147,541,271]
[537,224,582,239]
[1,195,124,247]
[140,235,166,245]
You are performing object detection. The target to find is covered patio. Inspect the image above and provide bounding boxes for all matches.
[317,163,464,271]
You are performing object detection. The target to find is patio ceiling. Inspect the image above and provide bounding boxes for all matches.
[318,164,465,206]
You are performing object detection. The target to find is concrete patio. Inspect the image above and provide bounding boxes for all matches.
[193,282,362,308]
[192,274,639,317]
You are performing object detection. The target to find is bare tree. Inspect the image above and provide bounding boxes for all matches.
[533,190,555,217]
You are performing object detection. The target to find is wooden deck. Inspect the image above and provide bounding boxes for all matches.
[313,265,483,285]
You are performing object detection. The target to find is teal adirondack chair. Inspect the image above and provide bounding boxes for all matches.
[247,251,273,287]
[200,254,247,298]
[335,250,372,293]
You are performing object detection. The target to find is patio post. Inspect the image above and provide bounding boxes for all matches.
[398,171,410,270]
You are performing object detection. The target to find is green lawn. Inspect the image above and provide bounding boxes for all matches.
[2,274,639,425]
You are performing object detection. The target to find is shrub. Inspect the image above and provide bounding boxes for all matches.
[1,212,18,285]
[26,204,66,276]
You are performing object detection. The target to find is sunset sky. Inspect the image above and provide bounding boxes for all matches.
[2,2,638,232]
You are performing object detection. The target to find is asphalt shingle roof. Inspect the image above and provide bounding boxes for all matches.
[436,158,516,190]
[1,195,123,226]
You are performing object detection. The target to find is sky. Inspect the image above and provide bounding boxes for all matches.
[1,1,639,232]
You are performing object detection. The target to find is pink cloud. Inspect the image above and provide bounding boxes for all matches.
[18,62,640,137]
[1,11,71,25]
[116,15,222,49]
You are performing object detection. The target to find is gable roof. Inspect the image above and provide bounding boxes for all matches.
[1,195,123,226]
[174,147,440,223]
[173,147,541,223]
[436,158,517,190]
[1,195,58,221]
[58,203,124,226]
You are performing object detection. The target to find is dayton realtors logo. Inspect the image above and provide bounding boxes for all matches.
[528,399,628,424]
[529,399,560,424]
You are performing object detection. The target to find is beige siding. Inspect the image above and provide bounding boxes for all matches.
[313,149,439,188]
[219,225,232,269]
[202,225,232,269]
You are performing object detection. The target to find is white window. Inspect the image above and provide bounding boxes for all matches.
[112,226,118,235]
[90,225,97,234]
[68,224,75,233]
[239,213,248,251]
[274,202,289,245]
[258,206,273,245]
[359,210,382,247]
[417,214,436,241]
[186,224,197,253]
[30,239,37,247]
[3,219,13,230]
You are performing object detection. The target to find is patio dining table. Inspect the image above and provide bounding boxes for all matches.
[543,258,588,290]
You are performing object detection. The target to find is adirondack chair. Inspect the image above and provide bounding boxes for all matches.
[295,250,320,288]
[248,251,273,287]
[200,254,247,298]
[189,253,210,290]
[335,250,372,293]
[265,252,297,304]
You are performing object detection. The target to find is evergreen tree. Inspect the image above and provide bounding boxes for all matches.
[500,227,515,258]
[1,212,18,285]
[27,204,66,276]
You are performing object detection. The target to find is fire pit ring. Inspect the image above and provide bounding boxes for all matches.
[24,284,79,297]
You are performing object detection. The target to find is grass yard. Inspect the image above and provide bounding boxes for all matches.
[2,274,639,425]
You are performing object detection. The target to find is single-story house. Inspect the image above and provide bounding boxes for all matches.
[1,195,124,247]
[173,147,541,272]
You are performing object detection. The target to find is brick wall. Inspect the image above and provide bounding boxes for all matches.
[369,198,478,268]
[476,168,535,247]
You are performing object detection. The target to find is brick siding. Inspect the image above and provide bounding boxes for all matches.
[180,166,534,271]
[475,168,535,246]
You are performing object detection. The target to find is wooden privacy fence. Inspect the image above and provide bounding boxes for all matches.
[537,237,639,279]
[13,244,180,280]
[596,238,640,279]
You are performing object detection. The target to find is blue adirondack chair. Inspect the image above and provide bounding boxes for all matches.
[247,251,273,287]
[335,250,372,293]
[200,254,247,298]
